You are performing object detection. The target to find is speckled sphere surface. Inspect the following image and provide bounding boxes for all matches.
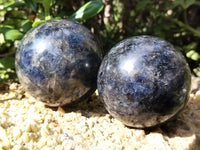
[15,19,101,107]
[97,36,191,128]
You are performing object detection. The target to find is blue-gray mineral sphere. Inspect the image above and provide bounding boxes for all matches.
[97,35,191,128]
[15,19,101,107]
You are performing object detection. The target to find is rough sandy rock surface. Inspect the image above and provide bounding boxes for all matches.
[0,77,200,150]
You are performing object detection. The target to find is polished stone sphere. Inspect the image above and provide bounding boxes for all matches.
[97,35,191,128]
[15,19,101,107]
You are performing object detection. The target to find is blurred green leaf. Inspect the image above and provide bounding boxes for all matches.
[0,33,5,45]
[136,0,153,11]
[4,29,23,41]
[0,68,16,82]
[193,68,200,77]
[2,2,25,11]
[0,57,15,69]
[0,25,14,31]
[70,0,104,21]
[184,0,196,9]
[184,42,197,52]
[22,20,33,32]
[194,1,200,7]
[0,70,9,81]
[32,20,45,27]
[171,0,185,9]
[172,0,196,9]
[33,0,53,20]
[5,10,27,19]
[33,0,44,3]
[24,0,37,12]
[186,50,200,61]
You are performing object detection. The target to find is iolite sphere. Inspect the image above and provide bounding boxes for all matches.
[15,19,101,107]
[97,36,191,128]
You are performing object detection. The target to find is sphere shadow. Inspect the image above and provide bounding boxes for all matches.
[138,95,200,150]
[59,92,109,117]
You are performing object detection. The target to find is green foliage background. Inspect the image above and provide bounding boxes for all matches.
[0,0,200,82]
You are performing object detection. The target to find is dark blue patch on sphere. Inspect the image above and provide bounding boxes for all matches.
[15,19,102,107]
[97,35,191,128]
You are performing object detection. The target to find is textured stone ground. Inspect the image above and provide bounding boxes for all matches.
[0,77,200,150]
